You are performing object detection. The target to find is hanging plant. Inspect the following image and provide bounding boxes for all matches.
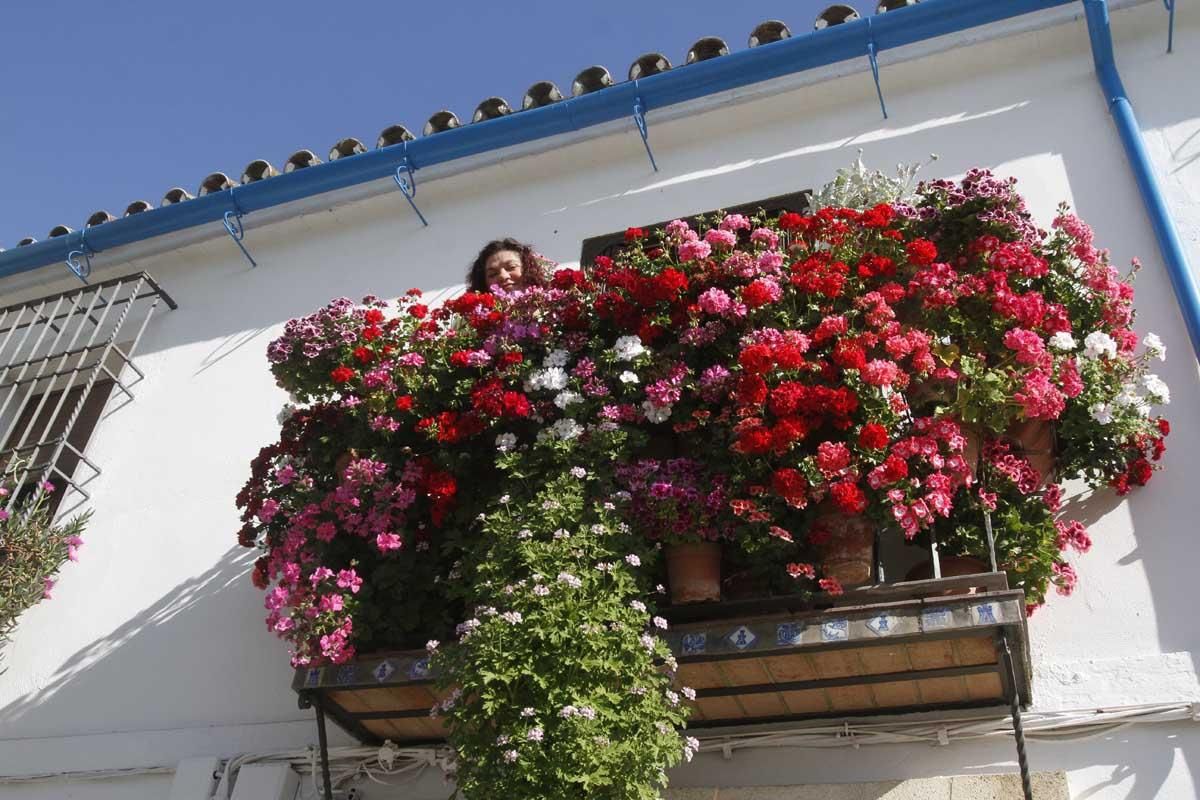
[431,462,694,797]
[0,468,90,649]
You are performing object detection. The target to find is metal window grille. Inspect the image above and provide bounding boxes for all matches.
[0,272,176,524]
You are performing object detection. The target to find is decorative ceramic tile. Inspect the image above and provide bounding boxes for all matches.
[921,607,953,631]
[776,622,804,646]
[335,664,358,685]
[305,668,322,687]
[821,618,849,641]
[971,602,999,626]
[409,658,431,680]
[866,613,895,636]
[681,632,707,655]
[373,659,397,683]
[727,625,758,650]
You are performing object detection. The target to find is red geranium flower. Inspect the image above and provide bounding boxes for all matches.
[330,366,355,384]
[734,374,768,408]
[771,468,809,507]
[819,577,845,595]
[778,211,808,231]
[829,480,867,514]
[742,279,778,309]
[738,344,774,375]
[498,352,524,368]
[905,238,938,266]
[860,203,895,229]
[858,423,889,450]
[787,562,816,579]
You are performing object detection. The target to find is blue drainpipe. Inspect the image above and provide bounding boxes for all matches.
[1083,0,1200,361]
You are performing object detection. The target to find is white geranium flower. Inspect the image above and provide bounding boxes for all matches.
[1090,403,1114,425]
[550,418,583,440]
[542,367,569,391]
[1082,331,1117,360]
[1143,333,1166,361]
[619,370,639,384]
[553,390,583,409]
[613,335,646,361]
[544,348,570,368]
[1142,373,1170,404]
[1114,387,1139,407]
[525,367,568,392]
[495,433,517,452]
[641,401,672,424]
[1048,332,1077,352]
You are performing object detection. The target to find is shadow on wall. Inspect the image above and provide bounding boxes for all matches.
[0,546,305,737]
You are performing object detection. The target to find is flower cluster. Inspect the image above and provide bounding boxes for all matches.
[237,164,1171,796]
[431,468,690,796]
[1,468,90,646]
[615,458,734,543]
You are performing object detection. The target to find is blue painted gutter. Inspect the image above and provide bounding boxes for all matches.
[1083,0,1200,361]
[0,0,1077,281]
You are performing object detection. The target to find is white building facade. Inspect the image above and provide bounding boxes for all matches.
[0,1,1198,798]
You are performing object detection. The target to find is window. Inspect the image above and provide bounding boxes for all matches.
[579,190,810,266]
[0,272,176,519]
[0,380,115,516]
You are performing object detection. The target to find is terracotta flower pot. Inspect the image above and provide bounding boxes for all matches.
[812,504,876,588]
[1007,419,1055,485]
[666,541,722,604]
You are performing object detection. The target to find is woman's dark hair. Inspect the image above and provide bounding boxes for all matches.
[466,238,546,293]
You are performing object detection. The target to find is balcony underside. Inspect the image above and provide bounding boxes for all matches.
[293,573,1030,745]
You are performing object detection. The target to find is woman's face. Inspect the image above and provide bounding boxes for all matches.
[484,249,524,292]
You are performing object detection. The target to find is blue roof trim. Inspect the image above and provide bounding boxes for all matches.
[0,0,1070,280]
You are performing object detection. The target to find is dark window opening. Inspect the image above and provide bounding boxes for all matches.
[1,380,115,517]
[579,190,810,266]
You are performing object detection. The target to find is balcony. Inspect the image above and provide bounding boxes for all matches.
[293,571,1030,746]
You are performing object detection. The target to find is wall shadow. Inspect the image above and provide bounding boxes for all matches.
[0,546,306,740]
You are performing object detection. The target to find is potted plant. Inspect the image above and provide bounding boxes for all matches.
[902,173,1169,492]
[616,457,733,603]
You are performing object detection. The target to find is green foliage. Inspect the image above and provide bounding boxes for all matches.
[432,441,692,799]
[0,474,90,648]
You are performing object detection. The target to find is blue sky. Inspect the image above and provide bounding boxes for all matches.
[0,0,867,248]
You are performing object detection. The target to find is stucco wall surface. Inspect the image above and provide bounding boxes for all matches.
[0,4,1197,799]
[665,770,1069,799]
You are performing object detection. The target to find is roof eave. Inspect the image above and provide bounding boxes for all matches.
[0,0,1082,283]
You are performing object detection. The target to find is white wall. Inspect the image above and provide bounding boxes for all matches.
[1,3,1197,798]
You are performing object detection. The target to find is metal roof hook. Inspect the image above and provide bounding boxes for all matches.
[222,187,258,268]
[632,82,658,172]
[866,22,889,119]
[393,143,429,227]
[65,228,95,283]
[1163,0,1175,53]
